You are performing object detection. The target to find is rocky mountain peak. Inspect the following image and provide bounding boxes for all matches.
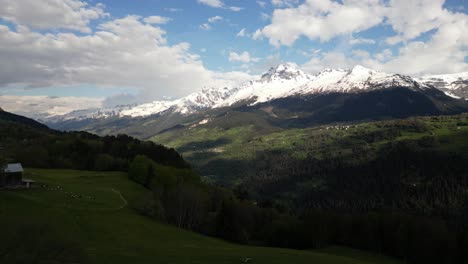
[261,63,311,82]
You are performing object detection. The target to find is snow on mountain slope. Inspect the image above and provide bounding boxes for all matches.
[418,72,468,89]
[43,104,138,122]
[214,63,313,107]
[418,72,468,99]
[289,65,427,96]
[46,63,455,122]
[119,86,240,117]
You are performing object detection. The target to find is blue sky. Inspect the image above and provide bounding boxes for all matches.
[0,0,467,115]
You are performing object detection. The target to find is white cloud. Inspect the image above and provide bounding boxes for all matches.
[271,0,299,7]
[236,28,248,37]
[258,0,468,75]
[201,15,224,30]
[164,8,182,12]
[259,0,467,49]
[0,95,103,118]
[212,71,259,87]
[0,15,256,102]
[200,23,212,30]
[349,37,376,45]
[384,0,451,44]
[228,51,260,63]
[102,93,141,108]
[351,49,370,59]
[381,19,468,75]
[302,16,468,76]
[257,1,267,8]
[0,0,107,33]
[197,0,243,12]
[143,16,172,25]
[208,16,223,23]
[302,52,358,74]
[229,6,243,12]
[197,0,224,8]
[375,49,393,62]
[257,0,385,46]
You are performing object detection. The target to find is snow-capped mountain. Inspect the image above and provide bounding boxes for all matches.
[116,63,313,117]
[44,104,139,123]
[288,65,428,96]
[418,72,468,99]
[45,63,465,123]
[213,63,313,108]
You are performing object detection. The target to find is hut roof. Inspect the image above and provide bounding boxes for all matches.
[4,163,24,173]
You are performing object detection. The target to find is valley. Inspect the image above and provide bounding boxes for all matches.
[154,114,468,185]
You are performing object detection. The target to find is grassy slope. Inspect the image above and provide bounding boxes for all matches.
[152,114,468,184]
[0,169,400,264]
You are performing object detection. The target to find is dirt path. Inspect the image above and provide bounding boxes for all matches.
[111,188,128,209]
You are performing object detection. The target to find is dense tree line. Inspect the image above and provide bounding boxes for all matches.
[0,120,189,171]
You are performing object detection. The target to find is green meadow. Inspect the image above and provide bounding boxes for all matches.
[0,168,401,264]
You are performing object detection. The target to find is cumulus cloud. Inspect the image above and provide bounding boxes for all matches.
[385,0,450,44]
[257,0,466,47]
[0,0,108,33]
[302,17,468,76]
[228,51,260,63]
[381,19,468,75]
[143,16,172,24]
[259,0,468,75]
[0,15,256,101]
[257,0,385,46]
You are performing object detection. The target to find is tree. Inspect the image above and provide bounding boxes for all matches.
[128,155,156,187]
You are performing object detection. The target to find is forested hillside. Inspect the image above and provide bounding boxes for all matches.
[0,111,188,171]
[151,114,468,263]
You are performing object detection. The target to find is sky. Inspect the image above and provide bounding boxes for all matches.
[0,0,467,117]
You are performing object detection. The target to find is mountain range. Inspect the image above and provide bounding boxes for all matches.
[37,63,468,139]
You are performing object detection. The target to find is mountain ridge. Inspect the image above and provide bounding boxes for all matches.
[42,64,467,124]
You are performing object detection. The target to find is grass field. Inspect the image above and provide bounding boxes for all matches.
[0,168,401,264]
